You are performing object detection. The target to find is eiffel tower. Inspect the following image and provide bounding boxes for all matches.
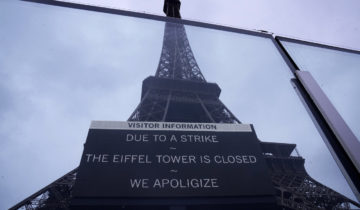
[10,0,360,209]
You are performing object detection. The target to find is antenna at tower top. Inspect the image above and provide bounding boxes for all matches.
[163,0,181,18]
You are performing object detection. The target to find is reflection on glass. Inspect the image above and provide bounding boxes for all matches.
[281,41,360,143]
[0,0,164,208]
[0,0,357,209]
[186,25,357,202]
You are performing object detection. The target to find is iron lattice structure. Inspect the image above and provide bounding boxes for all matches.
[10,1,360,210]
[155,22,206,82]
[10,169,77,210]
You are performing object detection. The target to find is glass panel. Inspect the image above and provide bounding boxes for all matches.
[0,0,357,209]
[0,0,164,208]
[281,40,360,143]
[185,26,356,201]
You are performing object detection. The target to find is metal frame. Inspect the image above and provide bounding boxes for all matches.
[295,70,360,201]
[290,77,360,201]
[272,35,360,200]
[296,71,360,172]
[17,0,360,204]
[21,0,273,39]
[277,36,360,55]
[270,35,298,73]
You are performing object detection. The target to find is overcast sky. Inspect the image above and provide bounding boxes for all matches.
[64,0,360,50]
[1,0,359,209]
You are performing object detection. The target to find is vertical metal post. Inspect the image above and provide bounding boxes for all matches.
[295,71,360,200]
[272,35,360,201]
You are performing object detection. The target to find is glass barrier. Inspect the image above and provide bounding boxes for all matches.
[185,26,356,201]
[0,0,357,208]
[281,40,360,143]
[0,0,164,208]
